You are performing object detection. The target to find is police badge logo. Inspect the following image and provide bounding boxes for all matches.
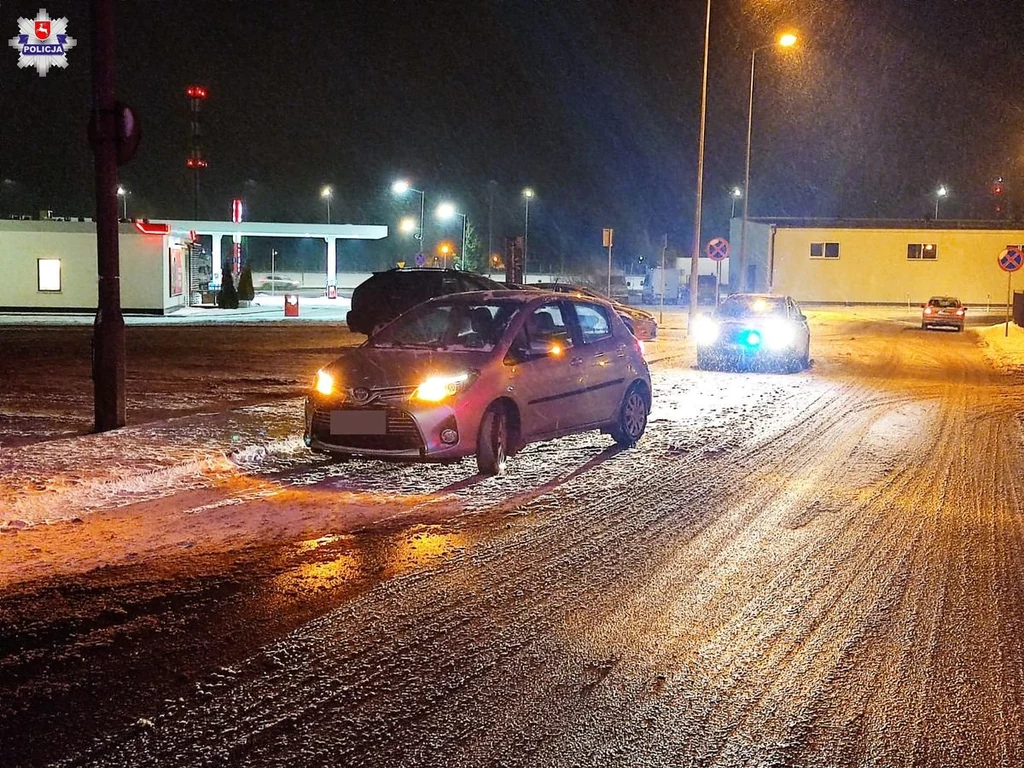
[8,9,77,77]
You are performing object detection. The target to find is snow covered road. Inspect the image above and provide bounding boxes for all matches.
[2,314,1024,766]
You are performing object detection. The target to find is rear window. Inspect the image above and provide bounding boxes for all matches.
[928,297,960,308]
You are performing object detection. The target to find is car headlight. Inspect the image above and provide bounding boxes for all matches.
[762,319,798,350]
[692,315,720,346]
[413,372,471,402]
[314,369,335,396]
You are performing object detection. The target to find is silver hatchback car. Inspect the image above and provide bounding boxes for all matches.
[305,290,652,474]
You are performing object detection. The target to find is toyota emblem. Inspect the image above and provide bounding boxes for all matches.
[351,387,370,403]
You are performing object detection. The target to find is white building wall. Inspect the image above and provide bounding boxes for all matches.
[771,225,1024,305]
[0,221,186,313]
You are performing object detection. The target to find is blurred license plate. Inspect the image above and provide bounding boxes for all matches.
[330,410,386,435]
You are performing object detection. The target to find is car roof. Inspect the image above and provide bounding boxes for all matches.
[373,267,489,275]
[723,292,788,300]
[422,288,615,306]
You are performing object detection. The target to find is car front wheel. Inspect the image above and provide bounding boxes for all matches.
[611,384,649,447]
[476,403,508,475]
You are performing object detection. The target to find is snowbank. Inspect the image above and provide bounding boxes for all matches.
[975,321,1024,371]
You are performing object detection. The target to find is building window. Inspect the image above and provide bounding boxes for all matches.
[908,243,938,260]
[810,242,840,259]
[37,259,61,292]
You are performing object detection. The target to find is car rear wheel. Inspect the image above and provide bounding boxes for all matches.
[476,403,508,476]
[611,384,649,447]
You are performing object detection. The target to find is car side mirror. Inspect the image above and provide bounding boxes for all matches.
[962,306,969,312]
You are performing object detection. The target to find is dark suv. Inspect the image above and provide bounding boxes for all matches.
[346,268,505,335]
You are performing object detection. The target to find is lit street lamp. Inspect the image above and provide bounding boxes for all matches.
[738,31,799,292]
[522,188,534,281]
[436,202,468,270]
[688,0,712,325]
[399,216,418,235]
[116,185,128,220]
[935,185,948,220]
[438,242,452,269]
[320,185,333,224]
[730,187,743,219]
[392,179,426,252]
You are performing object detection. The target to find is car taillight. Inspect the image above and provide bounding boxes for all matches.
[924,307,933,314]
[633,335,646,359]
[956,308,964,315]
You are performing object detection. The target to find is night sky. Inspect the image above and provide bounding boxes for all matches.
[2,0,1022,271]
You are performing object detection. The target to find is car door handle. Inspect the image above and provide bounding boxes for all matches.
[570,357,585,366]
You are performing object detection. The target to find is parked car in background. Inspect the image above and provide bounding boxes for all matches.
[346,268,506,335]
[528,282,658,340]
[692,293,810,372]
[307,290,652,474]
[257,274,301,291]
[921,296,966,331]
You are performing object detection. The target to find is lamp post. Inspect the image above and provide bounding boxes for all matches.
[739,32,798,293]
[320,185,332,224]
[730,187,742,219]
[116,185,128,220]
[436,202,468,270]
[522,188,534,281]
[688,0,712,325]
[935,185,948,220]
[392,179,426,253]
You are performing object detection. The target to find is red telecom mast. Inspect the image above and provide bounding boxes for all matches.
[186,85,208,219]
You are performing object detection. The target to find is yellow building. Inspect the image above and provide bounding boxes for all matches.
[730,218,1024,305]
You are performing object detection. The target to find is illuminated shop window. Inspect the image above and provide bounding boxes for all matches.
[37,259,62,292]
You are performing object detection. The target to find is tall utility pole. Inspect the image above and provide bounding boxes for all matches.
[90,0,125,431]
[487,180,497,268]
[522,188,534,281]
[688,0,712,325]
[659,233,668,325]
[186,85,209,219]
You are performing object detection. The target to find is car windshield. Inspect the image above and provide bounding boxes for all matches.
[929,297,960,308]
[366,300,519,351]
[717,295,787,318]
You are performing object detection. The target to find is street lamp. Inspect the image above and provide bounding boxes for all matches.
[935,185,948,219]
[438,242,452,269]
[730,187,743,218]
[738,31,799,293]
[392,179,426,252]
[399,216,418,235]
[436,202,468,270]
[116,185,128,220]
[320,185,332,224]
[522,188,534,281]
[688,0,713,325]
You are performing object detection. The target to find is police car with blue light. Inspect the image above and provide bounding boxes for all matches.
[692,293,810,372]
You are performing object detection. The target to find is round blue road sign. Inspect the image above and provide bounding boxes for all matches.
[707,237,729,262]
[999,248,1023,273]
